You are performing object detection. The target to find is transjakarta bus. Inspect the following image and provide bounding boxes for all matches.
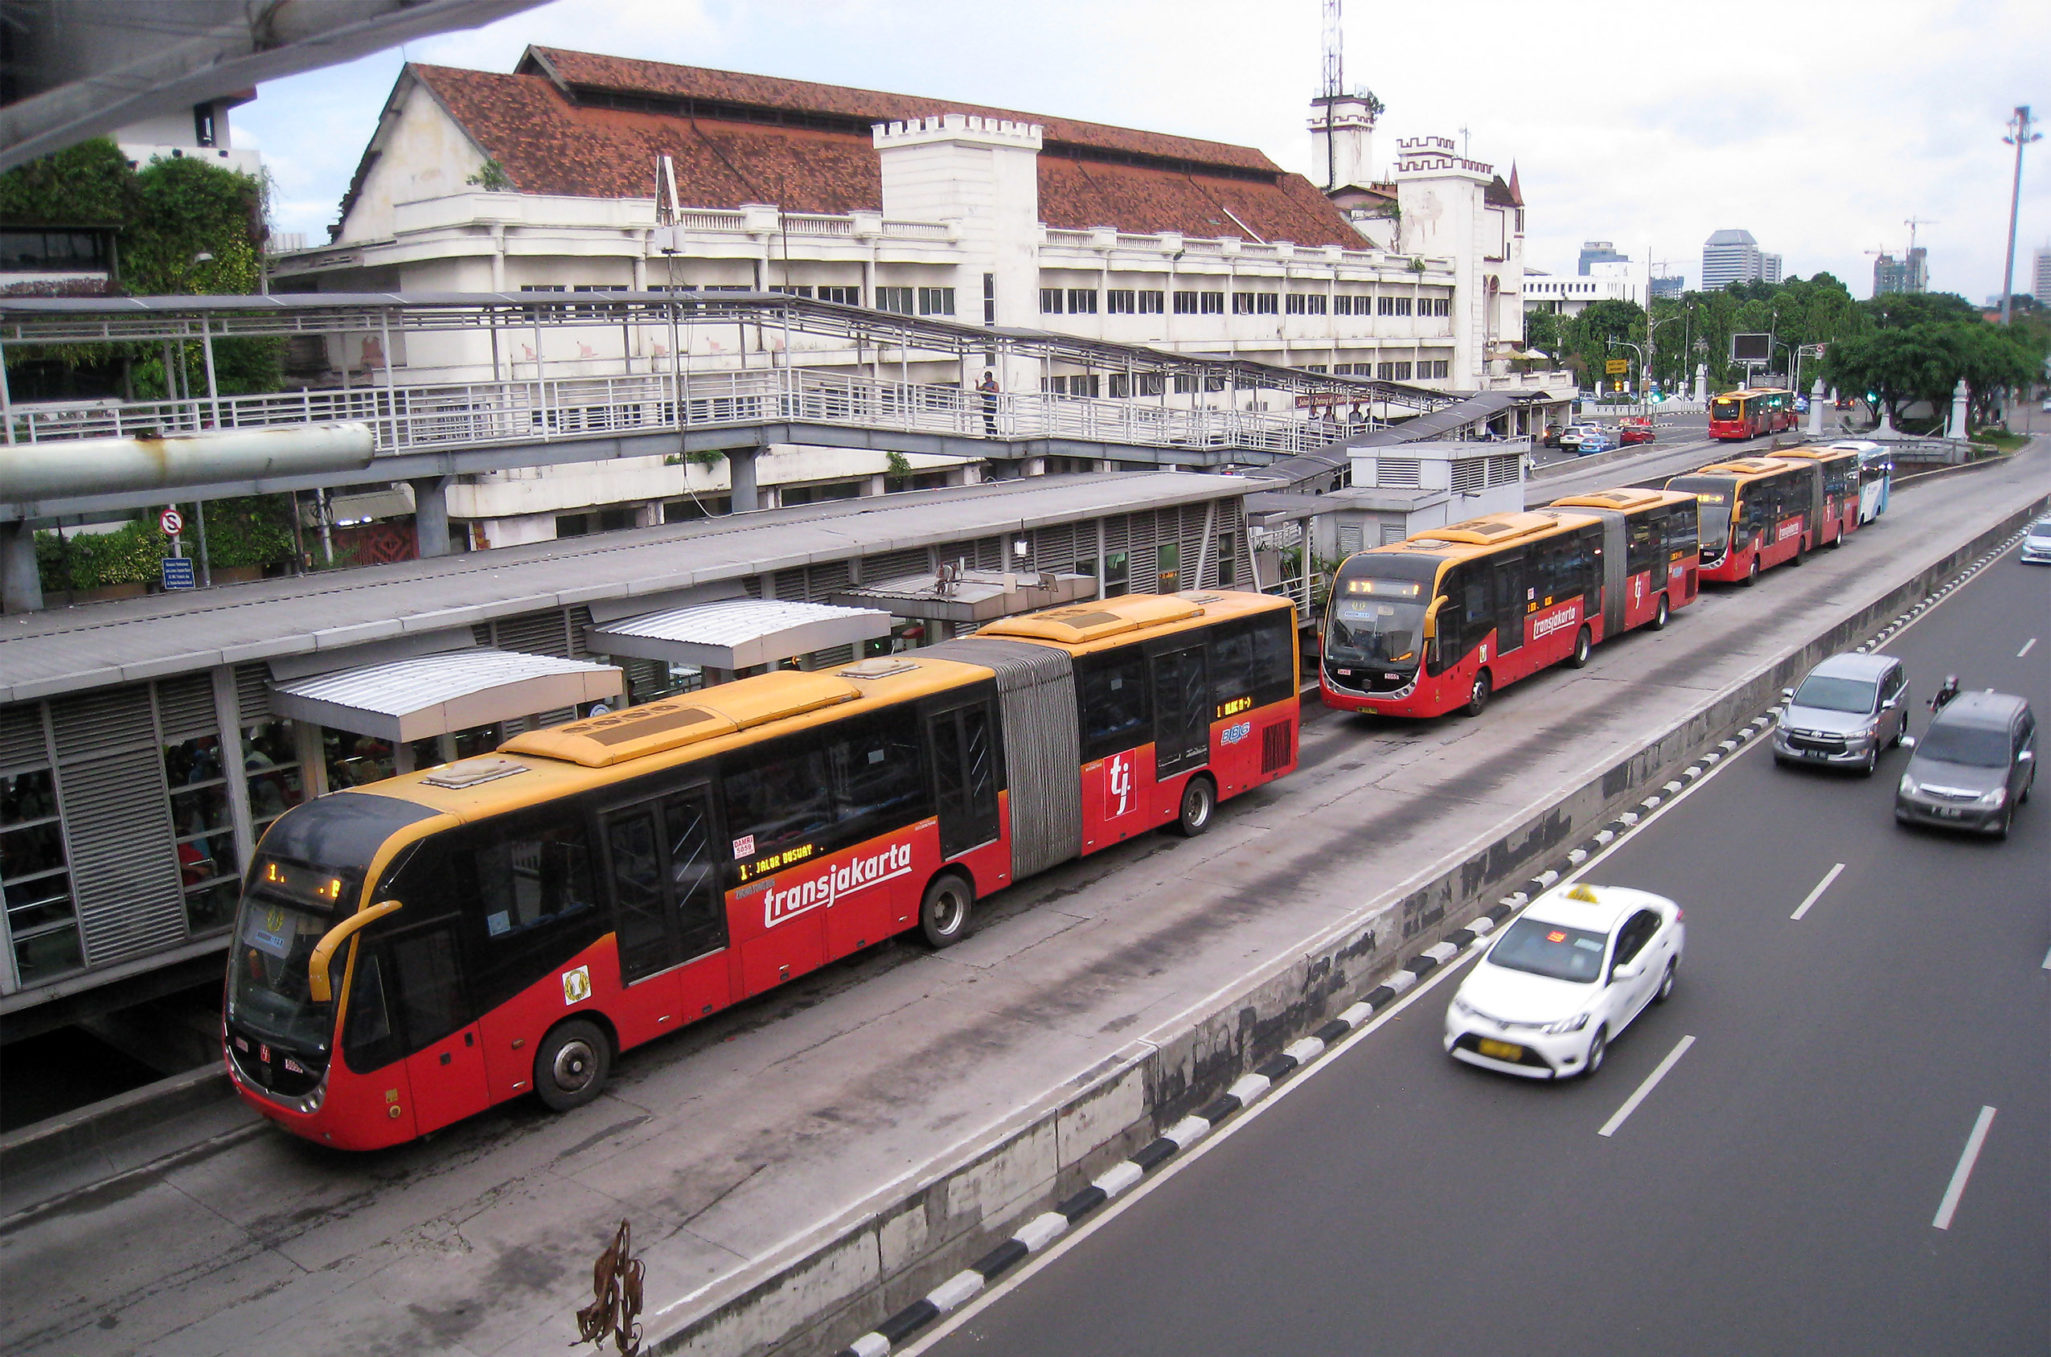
[1707,388,1798,441]
[1321,510,1608,719]
[1766,444,1863,547]
[1546,488,1703,633]
[1825,440,1894,522]
[224,591,1298,1149]
[1666,457,1811,584]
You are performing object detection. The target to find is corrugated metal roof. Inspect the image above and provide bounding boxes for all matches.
[269,649,620,743]
[589,598,890,670]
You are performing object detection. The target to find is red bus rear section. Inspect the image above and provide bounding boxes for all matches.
[225,591,1299,1150]
[1320,497,1700,720]
[1707,388,1798,441]
[1766,445,1863,548]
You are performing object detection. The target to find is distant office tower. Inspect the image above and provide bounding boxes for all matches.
[2033,246,2050,308]
[1762,253,1783,285]
[1578,240,1628,275]
[1701,229,1765,289]
[1874,246,1928,297]
[1650,274,1686,300]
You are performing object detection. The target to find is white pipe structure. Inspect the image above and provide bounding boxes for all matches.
[0,422,375,501]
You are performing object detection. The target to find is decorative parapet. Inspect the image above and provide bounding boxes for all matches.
[1393,135,1494,177]
[871,112,1045,149]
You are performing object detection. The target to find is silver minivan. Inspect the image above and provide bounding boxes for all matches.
[1773,652,1911,776]
[1896,692,2037,838]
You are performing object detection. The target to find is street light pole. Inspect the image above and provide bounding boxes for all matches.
[2000,106,2040,327]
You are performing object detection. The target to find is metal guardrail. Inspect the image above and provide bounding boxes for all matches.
[5,369,1354,461]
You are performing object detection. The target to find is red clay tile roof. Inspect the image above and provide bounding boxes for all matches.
[397,50,1360,248]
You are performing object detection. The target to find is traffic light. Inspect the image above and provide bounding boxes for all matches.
[1866,390,1878,404]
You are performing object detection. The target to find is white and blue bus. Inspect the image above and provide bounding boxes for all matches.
[1827,441,1893,523]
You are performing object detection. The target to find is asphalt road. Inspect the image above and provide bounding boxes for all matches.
[921,538,2050,1356]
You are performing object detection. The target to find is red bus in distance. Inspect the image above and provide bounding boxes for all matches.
[1766,444,1863,548]
[1707,388,1799,441]
[1666,457,1812,584]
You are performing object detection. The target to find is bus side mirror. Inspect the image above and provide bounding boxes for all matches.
[307,898,404,1003]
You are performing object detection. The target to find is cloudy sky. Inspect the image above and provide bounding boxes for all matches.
[238,0,2049,302]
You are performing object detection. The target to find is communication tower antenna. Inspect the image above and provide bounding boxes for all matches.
[1322,0,1343,100]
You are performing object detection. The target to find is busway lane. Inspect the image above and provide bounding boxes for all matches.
[919,532,2049,1356]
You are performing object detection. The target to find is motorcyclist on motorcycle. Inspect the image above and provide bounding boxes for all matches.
[1927,674,1960,714]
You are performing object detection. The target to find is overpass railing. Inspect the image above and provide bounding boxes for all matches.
[5,368,1353,460]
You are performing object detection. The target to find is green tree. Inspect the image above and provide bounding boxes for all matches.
[0,137,280,398]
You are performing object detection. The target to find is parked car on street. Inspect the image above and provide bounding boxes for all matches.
[1575,426,1619,455]
[1542,423,1565,448]
[1773,652,1910,776]
[1556,422,1602,453]
[1445,883,1685,1080]
[1895,691,2036,838]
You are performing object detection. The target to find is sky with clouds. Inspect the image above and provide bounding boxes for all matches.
[237,0,2049,302]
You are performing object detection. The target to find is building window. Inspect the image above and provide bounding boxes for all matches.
[1066,288,1098,314]
[1200,291,1225,314]
[1137,372,1165,396]
[983,272,995,326]
[1139,290,1165,314]
[917,287,955,316]
[1377,362,1395,379]
[1173,290,1200,315]
[1215,534,1236,587]
[2,763,81,984]
[817,284,860,306]
[1173,372,1199,393]
[1071,374,1100,398]
[164,734,239,933]
[1334,294,1356,316]
[1205,373,1227,392]
[570,284,620,319]
[1306,294,1329,315]
[1104,550,1130,596]
[877,286,915,315]
[241,720,305,838]
[1232,292,1255,315]
[1286,294,1307,315]
[771,284,814,298]
[193,102,217,148]
[1254,292,1279,314]
[1108,374,1129,397]
[1107,289,1137,314]
[519,284,566,318]
[1041,287,1064,315]
[1392,361,1412,380]
[1305,363,1328,374]
[1156,542,1179,593]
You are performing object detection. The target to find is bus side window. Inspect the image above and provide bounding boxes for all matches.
[345,951,391,1050]
[474,820,595,936]
[1249,611,1296,702]
[1077,651,1150,762]
[389,925,469,1052]
[833,708,927,829]
[725,743,835,858]
[1208,624,1253,709]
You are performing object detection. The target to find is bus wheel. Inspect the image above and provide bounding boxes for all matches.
[1568,626,1592,669]
[1650,594,1671,631]
[1743,557,1760,587]
[1174,775,1217,837]
[919,872,974,949]
[534,1018,611,1112]
[1463,671,1492,717]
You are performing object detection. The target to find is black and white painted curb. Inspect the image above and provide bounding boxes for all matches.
[832,523,2030,1357]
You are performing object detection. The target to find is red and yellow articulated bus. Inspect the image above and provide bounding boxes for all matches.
[1319,496,1699,719]
[1707,388,1798,441]
[1766,444,1863,548]
[225,591,1298,1149]
[1666,457,1813,584]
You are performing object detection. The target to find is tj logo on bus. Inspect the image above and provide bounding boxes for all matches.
[1107,753,1135,817]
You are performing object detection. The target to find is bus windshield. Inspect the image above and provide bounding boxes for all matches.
[1670,478,1732,549]
[227,872,357,1054]
[1326,559,1439,667]
[1709,398,1740,421]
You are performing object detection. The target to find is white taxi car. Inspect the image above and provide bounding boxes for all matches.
[1444,883,1685,1079]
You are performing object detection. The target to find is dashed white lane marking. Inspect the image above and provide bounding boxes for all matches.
[1790,863,1847,922]
[1598,1034,1696,1139]
[1933,1106,1997,1231]
[2019,637,2037,659]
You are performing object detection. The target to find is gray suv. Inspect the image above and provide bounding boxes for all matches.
[1895,692,2037,838]
[1774,652,1911,776]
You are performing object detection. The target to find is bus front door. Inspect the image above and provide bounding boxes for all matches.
[928,702,1000,861]
[1490,556,1527,658]
[1151,642,1210,781]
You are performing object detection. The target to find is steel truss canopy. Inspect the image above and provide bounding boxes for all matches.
[0,0,545,173]
[587,598,893,672]
[832,570,1099,624]
[0,290,1461,410]
[268,648,621,743]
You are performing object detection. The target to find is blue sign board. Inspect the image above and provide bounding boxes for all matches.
[161,556,196,590]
